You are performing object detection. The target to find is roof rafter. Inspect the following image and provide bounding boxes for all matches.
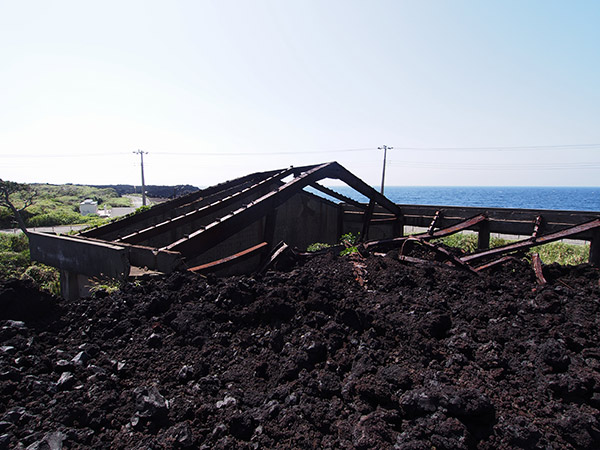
[117,167,295,245]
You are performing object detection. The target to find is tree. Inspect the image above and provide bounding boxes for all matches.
[0,180,36,234]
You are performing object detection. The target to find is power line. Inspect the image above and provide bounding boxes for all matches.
[151,147,374,156]
[1,152,130,158]
[388,161,600,170]
[388,144,600,152]
[2,143,600,159]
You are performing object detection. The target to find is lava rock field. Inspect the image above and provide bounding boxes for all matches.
[1,252,600,449]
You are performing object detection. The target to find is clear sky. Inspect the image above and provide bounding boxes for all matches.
[1,0,599,187]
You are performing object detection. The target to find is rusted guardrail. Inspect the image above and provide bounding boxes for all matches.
[342,204,600,265]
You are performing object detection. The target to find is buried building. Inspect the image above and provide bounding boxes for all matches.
[29,162,600,300]
[28,162,403,299]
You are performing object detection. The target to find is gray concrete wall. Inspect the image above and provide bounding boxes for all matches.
[185,191,340,275]
[272,192,339,250]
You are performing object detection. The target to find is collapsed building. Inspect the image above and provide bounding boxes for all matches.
[28,162,600,299]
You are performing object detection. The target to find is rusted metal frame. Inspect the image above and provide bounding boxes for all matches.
[309,183,367,209]
[259,241,291,273]
[473,256,520,272]
[166,168,293,214]
[116,174,285,245]
[393,210,404,237]
[117,168,293,245]
[362,214,487,251]
[399,255,459,269]
[398,204,600,238]
[531,253,547,285]
[360,200,376,242]
[342,210,399,221]
[289,163,328,176]
[417,214,487,240]
[427,210,441,235]
[328,162,402,217]
[85,181,259,242]
[532,215,543,240]
[165,163,336,256]
[399,255,435,265]
[370,218,399,224]
[590,228,600,266]
[416,239,479,275]
[151,180,259,223]
[187,242,269,273]
[461,219,600,264]
[80,170,280,239]
[478,219,490,250]
[260,210,278,264]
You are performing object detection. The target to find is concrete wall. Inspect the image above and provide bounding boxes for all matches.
[185,191,340,275]
[272,192,339,249]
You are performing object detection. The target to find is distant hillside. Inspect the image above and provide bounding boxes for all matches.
[1,184,128,229]
[0,183,201,229]
[90,184,200,198]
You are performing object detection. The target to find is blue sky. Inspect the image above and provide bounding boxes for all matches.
[1,0,599,187]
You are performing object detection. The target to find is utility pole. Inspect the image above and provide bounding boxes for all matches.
[378,145,392,194]
[133,149,148,206]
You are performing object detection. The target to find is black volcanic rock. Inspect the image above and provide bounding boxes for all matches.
[0,252,599,448]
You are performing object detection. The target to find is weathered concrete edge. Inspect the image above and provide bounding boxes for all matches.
[29,231,130,280]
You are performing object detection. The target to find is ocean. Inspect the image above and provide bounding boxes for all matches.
[324,186,600,212]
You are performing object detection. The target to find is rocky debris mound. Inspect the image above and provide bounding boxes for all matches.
[0,278,61,325]
[0,253,599,449]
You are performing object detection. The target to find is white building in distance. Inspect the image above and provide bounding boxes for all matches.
[79,199,98,216]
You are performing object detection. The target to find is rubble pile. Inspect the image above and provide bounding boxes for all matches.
[1,251,600,449]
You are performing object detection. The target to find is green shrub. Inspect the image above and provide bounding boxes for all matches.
[0,233,30,279]
[339,232,360,256]
[0,233,29,253]
[340,232,359,246]
[0,234,60,293]
[1,183,130,228]
[20,264,60,295]
[27,210,83,227]
[0,250,30,279]
[340,246,359,256]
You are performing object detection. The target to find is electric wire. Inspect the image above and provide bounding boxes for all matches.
[2,143,600,158]
[388,161,600,170]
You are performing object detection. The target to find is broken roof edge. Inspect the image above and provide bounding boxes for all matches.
[164,162,400,256]
[79,166,292,239]
[81,162,400,241]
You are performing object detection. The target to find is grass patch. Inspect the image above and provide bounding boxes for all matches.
[0,233,60,294]
[306,242,332,252]
[531,241,589,266]
[306,232,361,255]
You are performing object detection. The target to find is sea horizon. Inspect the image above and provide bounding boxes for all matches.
[316,185,600,212]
